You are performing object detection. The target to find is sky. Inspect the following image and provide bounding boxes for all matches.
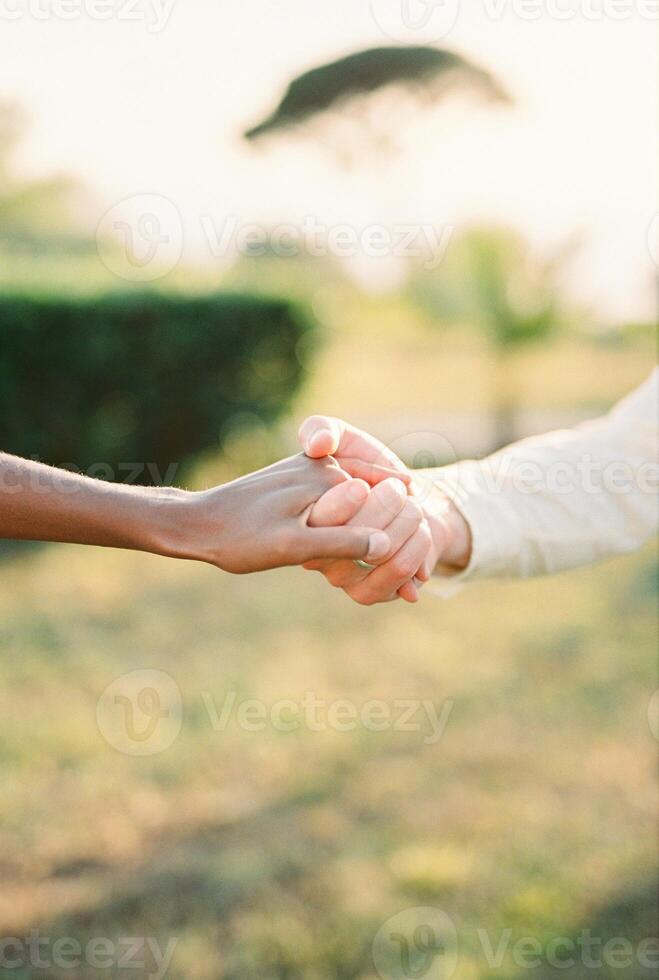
[0,0,656,321]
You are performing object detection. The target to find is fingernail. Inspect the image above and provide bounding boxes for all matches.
[309,428,334,454]
[377,478,407,512]
[346,479,369,503]
[381,477,405,496]
[366,531,390,562]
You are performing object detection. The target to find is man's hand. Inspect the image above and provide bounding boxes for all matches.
[298,416,412,488]
[298,416,472,604]
[308,475,432,604]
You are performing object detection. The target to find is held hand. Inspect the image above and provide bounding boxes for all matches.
[299,416,428,603]
[298,415,412,487]
[179,454,391,573]
[307,475,432,605]
[299,416,472,605]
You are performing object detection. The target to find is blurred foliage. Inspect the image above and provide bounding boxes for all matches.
[0,100,23,181]
[0,292,313,483]
[244,46,509,157]
[409,227,572,445]
[0,100,87,244]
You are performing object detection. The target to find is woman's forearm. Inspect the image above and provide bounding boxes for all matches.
[0,453,190,557]
[0,452,390,573]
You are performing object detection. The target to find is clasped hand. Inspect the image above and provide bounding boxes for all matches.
[297,415,471,606]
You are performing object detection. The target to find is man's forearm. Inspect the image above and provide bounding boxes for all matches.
[421,370,658,581]
[0,453,190,557]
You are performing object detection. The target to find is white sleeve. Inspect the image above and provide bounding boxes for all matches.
[419,369,658,589]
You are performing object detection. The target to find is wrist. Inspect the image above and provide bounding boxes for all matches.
[423,493,472,575]
[441,499,472,570]
[153,485,238,568]
[139,486,207,562]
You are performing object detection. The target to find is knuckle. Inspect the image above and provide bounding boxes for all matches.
[328,467,348,487]
[375,477,405,507]
[404,500,424,526]
[325,566,348,588]
[418,523,433,549]
[393,556,418,580]
[348,586,377,607]
[314,457,346,486]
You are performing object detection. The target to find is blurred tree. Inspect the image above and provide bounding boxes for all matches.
[410,228,570,447]
[0,292,313,484]
[244,46,509,164]
[0,100,23,180]
[0,99,86,244]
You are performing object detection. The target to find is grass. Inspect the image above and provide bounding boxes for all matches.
[0,538,656,978]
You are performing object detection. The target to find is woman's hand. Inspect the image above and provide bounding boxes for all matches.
[0,451,392,574]
[175,454,392,573]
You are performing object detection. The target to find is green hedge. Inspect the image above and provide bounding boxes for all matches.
[0,292,313,484]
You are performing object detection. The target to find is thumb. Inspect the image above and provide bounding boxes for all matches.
[298,415,344,458]
[308,478,369,528]
[299,526,390,564]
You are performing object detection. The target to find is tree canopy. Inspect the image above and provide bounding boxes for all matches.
[244,46,509,142]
